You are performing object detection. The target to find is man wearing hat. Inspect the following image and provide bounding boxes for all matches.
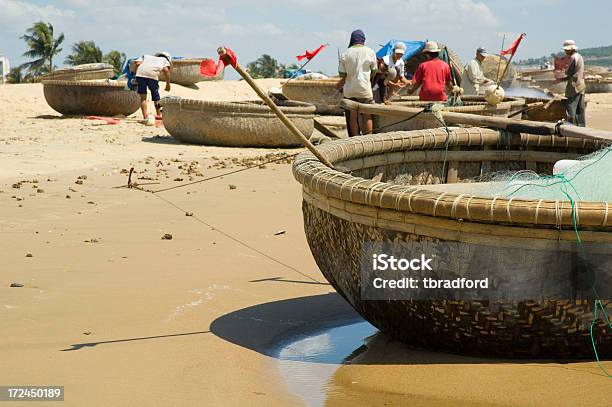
[561,40,586,126]
[382,42,410,102]
[405,41,456,102]
[338,29,377,136]
[133,51,172,122]
[462,47,495,95]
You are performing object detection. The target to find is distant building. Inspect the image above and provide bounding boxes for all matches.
[0,56,10,84]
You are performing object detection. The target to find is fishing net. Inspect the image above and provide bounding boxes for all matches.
[481,146,612,202]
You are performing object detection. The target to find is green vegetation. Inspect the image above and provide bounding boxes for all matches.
[20,22,65,77]
[7,67,24,84]
[104,50,127,75]
[65,40,103,65]
[246,55,302,78]
[517,45,612,67]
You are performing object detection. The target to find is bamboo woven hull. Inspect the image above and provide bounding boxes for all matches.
[586,80,612,94]
[370,100,514,133]
[42,80,140,116]
[42,63,114,81]
[159,59,222,86]
[281,79,343,115]
[293,127,612,357]
[522,97,567,122]
[161,98,315,147]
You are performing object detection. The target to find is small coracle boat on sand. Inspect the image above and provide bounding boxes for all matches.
[41,63,115,81]
[586,78,612,94]
[42,80,140,116]
[293,119,612,358]
[161,97,315,147]
[281,78,343,115]
[159,58,223,87]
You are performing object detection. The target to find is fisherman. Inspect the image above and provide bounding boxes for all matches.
[337,29,377,136]
[405,41,459,102]
[561,40,586,126]
[133,52,172,122]
[381,42,410,103]
[462,47,495,95]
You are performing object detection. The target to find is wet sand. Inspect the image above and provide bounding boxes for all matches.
[1,82,611,406]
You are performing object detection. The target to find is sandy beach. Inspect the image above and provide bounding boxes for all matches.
[1,81,612,406]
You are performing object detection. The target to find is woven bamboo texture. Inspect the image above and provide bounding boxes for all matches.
[293,126,612,357]
[42,63,114,81]
[521,97,567,122]
[42,80,140,116]
[281,79,343,115]
[159,58,223,86]
[481,54,517,87]
[161,98,316,147]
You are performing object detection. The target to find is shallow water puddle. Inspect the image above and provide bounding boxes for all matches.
[274,319,377,406]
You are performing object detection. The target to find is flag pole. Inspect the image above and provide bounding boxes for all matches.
[217,47,335,169]
[282,43,329,86]
[497,34,525,86]
[495,34,506,88]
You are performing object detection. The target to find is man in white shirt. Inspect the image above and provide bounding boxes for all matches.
[462,47,495,95]
[381,42,409,103]
[134,52,172,121]
[337,29,377,136]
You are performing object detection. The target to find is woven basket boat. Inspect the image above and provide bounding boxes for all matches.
[281,78,343,115]
[532,78,567,95]
[159,58,223,87]
[350,98,516,133]
[480,55,517,88]
[586,79,612,94]
[42,63,114,81]
[293,125,612,358]
[161,98,315,147]
[520,97,567,122]
[42,80,140,116]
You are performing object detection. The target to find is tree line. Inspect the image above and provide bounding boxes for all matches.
[7,21,310,84]
[7,22,126,83]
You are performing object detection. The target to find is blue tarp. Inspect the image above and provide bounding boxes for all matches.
[376,40,425,62]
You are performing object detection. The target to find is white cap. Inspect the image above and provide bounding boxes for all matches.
[393,42,406,55]
[155,51,173,64]
[563,40,577,51]
[423,41,441,53]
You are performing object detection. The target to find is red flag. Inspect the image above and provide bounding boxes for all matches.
[296,44,326,61]
[500,33,526,56]
[200,47,238,77]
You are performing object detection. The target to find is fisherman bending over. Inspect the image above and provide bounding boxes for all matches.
[381,42,409,103]
[405,41,458,102]
[338,29,377,136]
[133,52,172,122]
[462,47,495,95]
[561,40,586,127]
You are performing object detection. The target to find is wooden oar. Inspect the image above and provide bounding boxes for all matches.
[217,47,335,169]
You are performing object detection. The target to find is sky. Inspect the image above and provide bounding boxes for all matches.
[0,0,610,79]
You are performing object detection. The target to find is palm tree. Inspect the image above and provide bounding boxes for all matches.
[7,67,24,84]
[104,50,127,75]
[20,22,64,76]
[65,41,103,66]
[246,54,280,78]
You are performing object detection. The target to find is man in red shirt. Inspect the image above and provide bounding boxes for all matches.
[406,41,454,102]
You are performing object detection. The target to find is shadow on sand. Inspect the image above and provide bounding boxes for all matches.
[210,293,604,367]
[60,330,210,351]
[141,135,183,145]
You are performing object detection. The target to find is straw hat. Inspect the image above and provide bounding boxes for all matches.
[563,40,578,51]
[423,41,441,53]
[393,42,406,55]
